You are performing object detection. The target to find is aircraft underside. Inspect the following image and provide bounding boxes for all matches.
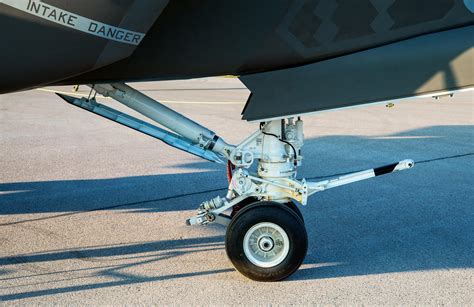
[0,0,472,119]
[0,0,473,281]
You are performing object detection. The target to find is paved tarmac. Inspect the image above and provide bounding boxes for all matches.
[0,78,473,305]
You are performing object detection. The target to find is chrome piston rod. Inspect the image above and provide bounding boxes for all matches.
[92,83,234,156]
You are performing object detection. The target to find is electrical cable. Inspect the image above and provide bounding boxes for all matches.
[261,131,298,165]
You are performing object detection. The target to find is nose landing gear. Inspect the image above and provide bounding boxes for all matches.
[58,83,414,281]
[188,119,414,281]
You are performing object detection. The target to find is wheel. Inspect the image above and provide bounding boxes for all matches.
[230,197,258,218]
[225,201,307,281]
[231,198,304,223]
[284,200,304,223]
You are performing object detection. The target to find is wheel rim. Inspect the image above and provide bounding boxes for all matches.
[243,222,290,268]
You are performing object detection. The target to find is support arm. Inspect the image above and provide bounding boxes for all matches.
[92,83,235,157]
[307,159,415,196]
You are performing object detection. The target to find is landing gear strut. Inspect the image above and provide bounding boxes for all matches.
[58,83,415,281]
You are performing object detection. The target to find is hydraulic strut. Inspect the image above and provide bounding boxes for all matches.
[58,93,225,163]
[93,83,234,157]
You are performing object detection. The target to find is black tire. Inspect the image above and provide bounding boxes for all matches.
[231,198,304,223]
[230,197,258,218]
[225,201,307,281]
[284,200,304,223]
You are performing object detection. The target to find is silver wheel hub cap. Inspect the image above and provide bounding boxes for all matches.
[258,236,274,252]
[243,222,290,268]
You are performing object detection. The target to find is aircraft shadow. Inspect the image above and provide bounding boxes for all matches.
[289,125,474,281]
[0,236,232,301]
[0,125,473,297]
[1,125,472,215]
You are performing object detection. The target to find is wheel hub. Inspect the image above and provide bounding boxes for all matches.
[243,222,290,268]
[258,236,274,252]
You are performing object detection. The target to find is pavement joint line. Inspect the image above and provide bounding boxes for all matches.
[1,152,472,227]
[0,187,227,227]
[413,152,474,164]
[305,152,474,180]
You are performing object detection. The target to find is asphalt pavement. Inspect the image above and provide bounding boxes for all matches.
[0,78,473,304]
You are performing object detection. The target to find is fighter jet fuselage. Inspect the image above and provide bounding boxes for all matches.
[1,0,473,99]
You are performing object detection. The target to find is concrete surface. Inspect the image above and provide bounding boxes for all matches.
[0,78,473,305]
